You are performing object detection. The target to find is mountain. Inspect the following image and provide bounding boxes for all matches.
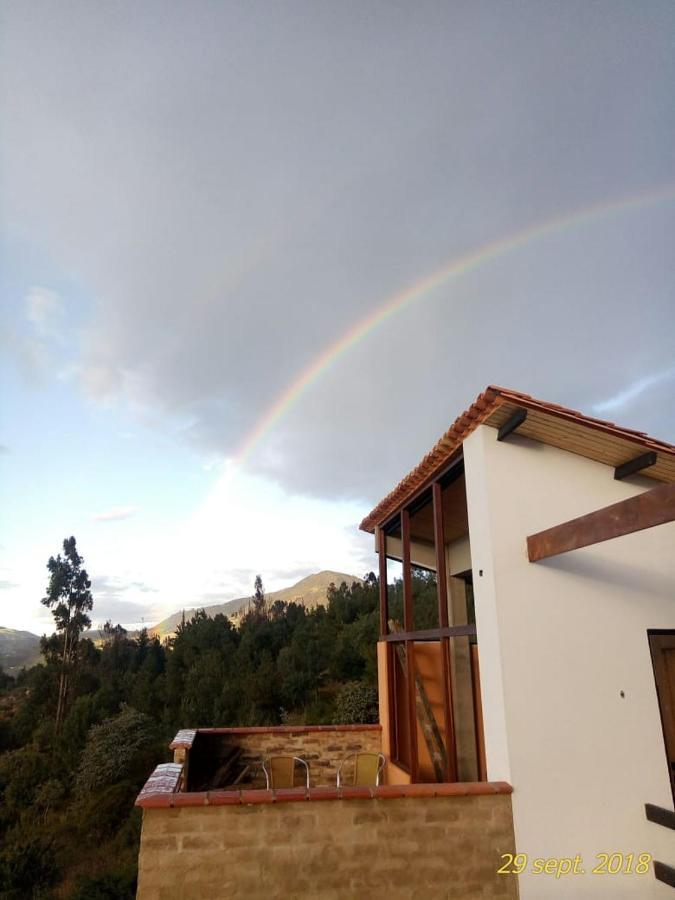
[149,570,362,641]
[0,627,42,673]
[0,572,364,665]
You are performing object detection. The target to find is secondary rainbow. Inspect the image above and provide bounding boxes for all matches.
[235,182,675,467]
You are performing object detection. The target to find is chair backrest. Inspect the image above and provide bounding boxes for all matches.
[263,756,310,789]
[338,752,386,787]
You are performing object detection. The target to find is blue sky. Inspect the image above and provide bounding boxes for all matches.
[1,1,674,634]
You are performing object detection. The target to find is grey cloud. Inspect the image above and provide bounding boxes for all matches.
[129,581,158,594]
[2,3,674,504]
[91,575,156,598]
[25,287,64,337]
[90,599,155,628]
[89,576,160,625]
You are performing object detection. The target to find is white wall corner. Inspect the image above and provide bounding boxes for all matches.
[462,426,512,783]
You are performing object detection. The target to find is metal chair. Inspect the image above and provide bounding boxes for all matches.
[262,755,310,789]
[337,752,386,787]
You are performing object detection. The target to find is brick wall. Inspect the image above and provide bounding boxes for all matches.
[183,726,382,790]
[137,788,517,899]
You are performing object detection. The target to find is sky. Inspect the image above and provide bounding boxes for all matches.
[1,1,674,635]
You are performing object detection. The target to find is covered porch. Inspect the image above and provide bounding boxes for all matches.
[369,452,487,785]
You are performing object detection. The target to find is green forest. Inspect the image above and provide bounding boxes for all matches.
[0,537,439,898]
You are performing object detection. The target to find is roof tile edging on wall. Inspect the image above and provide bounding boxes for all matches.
[135,770,513,808]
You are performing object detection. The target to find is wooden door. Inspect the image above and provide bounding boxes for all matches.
[649,631,675,805]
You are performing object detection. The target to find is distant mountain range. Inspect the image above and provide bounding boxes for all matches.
[0,627,42,673]
[149,570,362,640]
[0,570,362,669]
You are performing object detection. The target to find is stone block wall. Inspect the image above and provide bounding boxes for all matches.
[136,785,517,899]
[181,725,382,789]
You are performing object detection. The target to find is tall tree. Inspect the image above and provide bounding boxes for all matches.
[41,537,93,730]
[252,574,267,620]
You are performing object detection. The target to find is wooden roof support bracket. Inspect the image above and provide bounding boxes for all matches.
[497,408,527,441]
[614,450,657,481]
[527,482,675,562]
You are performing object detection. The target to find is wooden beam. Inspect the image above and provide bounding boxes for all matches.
[406,639,419,782]
[527,482,675,562]
[432,482,449,628]
[382,624,477,642]
[654,861,675,889]
[401,509,413,632]
[380,453,464,535]
[401,508,419,781]
[497,408,527,441]
[614,450,657,481]
[645,803,675,831]
[386,642,398,763]
[433,481,457,781]
[377,526,388,637]
[470,644,487,781]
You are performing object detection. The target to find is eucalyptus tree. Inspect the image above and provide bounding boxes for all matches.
[41,537,93,730]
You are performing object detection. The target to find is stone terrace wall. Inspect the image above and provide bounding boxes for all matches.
[179,725,382,789]
[137,785,517,899]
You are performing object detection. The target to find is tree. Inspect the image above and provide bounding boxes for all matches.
[252,574,267,620]
[75,705,158,795]
[41,537,93,731]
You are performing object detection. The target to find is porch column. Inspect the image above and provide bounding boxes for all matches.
[401,508,419,781]
[377,526,388,638]
[433,481,458,782]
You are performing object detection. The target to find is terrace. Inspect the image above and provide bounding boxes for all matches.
[134,452,518,898]
[136,724,515,899]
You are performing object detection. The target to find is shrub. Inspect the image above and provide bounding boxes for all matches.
[0,831,58,898]
[70,869,137,899]
[75,705,158,795]
[333,681,378,724]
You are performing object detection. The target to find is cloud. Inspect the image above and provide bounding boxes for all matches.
[88,575,160,626]
[89,599,154,627]
[0,445,9,455]
[1,3,674,503]
[592,367,675,414]
[92,506,138,523]
[0,580,18,590]
[90,575,155,597]
[25,287,64,337]
[129,581,158,593]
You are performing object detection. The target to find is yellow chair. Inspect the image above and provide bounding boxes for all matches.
[337,752,386,787]
[262,755,310,789]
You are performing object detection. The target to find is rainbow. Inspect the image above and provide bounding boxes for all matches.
[235,182,675,467]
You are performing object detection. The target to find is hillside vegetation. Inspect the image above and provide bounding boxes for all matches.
[0,569,389,899]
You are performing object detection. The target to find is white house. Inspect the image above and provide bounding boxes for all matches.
[360,385,675,898]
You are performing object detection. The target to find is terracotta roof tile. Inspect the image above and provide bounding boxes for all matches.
[135,780,513,808]
[135,762,183,806]
[359,385,675,533]
[169,729,197,750]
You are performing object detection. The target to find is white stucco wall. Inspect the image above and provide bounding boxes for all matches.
[464,424,675,899]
